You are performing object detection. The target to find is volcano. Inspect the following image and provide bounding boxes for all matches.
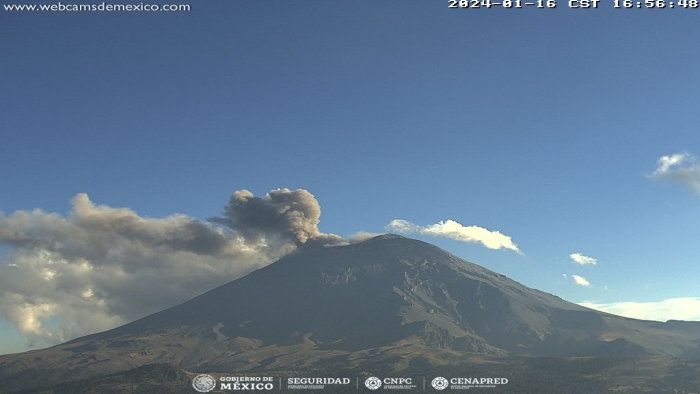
[2,234,700,392]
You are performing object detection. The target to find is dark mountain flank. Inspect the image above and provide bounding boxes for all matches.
[2,235,700,392]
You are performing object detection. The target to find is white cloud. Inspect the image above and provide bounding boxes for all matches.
[569,253,597,266]
[385,219,521,253]
[652,152,690,175]
[385,220,418,235]
[579,297,700,322]
[647,152,700,194]
[571,274,591,287]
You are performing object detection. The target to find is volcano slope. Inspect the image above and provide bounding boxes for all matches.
[1,234,700,392]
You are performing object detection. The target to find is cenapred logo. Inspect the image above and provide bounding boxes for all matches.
[431,377,449,390]
[433,377,509,390]
[192,374,217,393]
[365,376,382,390]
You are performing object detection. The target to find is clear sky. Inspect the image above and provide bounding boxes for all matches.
[1,0,700,355]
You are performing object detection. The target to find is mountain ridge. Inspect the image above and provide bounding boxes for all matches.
[1,235,699,392]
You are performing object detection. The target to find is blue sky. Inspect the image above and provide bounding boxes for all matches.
[1,1,700,355]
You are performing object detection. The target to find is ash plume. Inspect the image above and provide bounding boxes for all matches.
[0,188,344,350]
[210,188,346,249]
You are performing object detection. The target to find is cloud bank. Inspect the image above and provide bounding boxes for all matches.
[570,253,597,266]
[579,297,700,322]
[0,189,342,349]
[385,219,521,253]
[647,152,700,194]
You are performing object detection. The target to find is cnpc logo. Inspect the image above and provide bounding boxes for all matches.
[364,377,413,390]
[365,377,382,390]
